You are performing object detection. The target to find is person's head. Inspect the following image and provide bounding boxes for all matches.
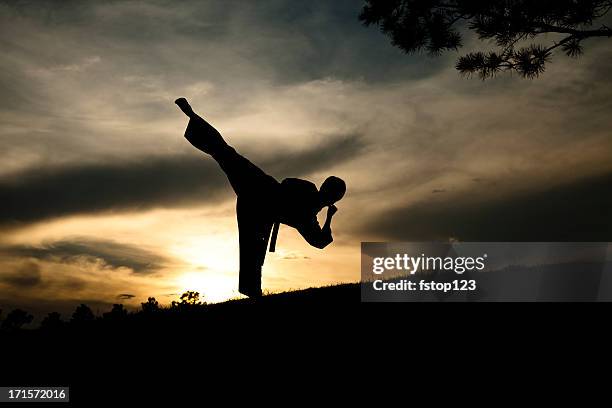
[319,176,346,206]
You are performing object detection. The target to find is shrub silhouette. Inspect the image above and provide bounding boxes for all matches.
[1,309,33,331]
[171,291,205,310]
[3,284,357,331]
[40,312,64,331]
[71,304,95,325]
[103,304,128,321]
[141,297,160,313]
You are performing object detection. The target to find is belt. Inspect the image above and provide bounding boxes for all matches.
[268,220,280,252]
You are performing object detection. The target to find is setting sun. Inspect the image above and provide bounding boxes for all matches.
[177,271,239,303]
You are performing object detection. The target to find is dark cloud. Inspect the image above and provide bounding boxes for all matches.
[117,293,135,300]
[0,262,42,288]
[54,276,88,291]
[0,0,448,88]
[0,133,363,225]
[218,0,454,83]
[268,133,364,178]
[1,238,172,274]
[360,171,612,242]
[0,155,228,226]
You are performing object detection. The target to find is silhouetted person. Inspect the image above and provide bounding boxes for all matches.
[176,98,346,298]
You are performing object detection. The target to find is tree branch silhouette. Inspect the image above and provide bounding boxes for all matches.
[360,0,612,79]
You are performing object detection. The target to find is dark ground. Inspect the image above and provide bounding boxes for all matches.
[1,283,609,404]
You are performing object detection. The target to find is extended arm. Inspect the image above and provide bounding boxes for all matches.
[299,205,337,249]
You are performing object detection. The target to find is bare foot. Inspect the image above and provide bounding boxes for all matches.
[175,97,195,118]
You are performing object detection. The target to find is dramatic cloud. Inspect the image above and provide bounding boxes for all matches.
[0,133,363,225]
[359,171,612,242]
[0,262,42,288]
[0,237,173,274]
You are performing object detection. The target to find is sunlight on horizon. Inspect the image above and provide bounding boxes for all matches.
[177,271,240,303]
[0,205,360,308]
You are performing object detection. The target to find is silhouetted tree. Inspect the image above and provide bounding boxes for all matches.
[360,0,612,79]
[1,309,33,331]
[103,304,128,321]
[71,304,95,325]
[172,291,204,309]
[141,297,160,313]
[40,312,64,331]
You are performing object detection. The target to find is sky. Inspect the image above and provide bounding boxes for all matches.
[1,0,612,316]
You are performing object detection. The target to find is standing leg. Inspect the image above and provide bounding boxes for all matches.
[237,197,274,298]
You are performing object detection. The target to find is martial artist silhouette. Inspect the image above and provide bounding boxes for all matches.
[175,98,346,298]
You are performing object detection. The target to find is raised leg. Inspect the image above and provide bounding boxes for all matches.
[176,97,277,198]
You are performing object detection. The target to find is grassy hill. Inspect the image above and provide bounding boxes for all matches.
[224,282,360,305]
[1,283,363,398]
[0,282,360,334]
